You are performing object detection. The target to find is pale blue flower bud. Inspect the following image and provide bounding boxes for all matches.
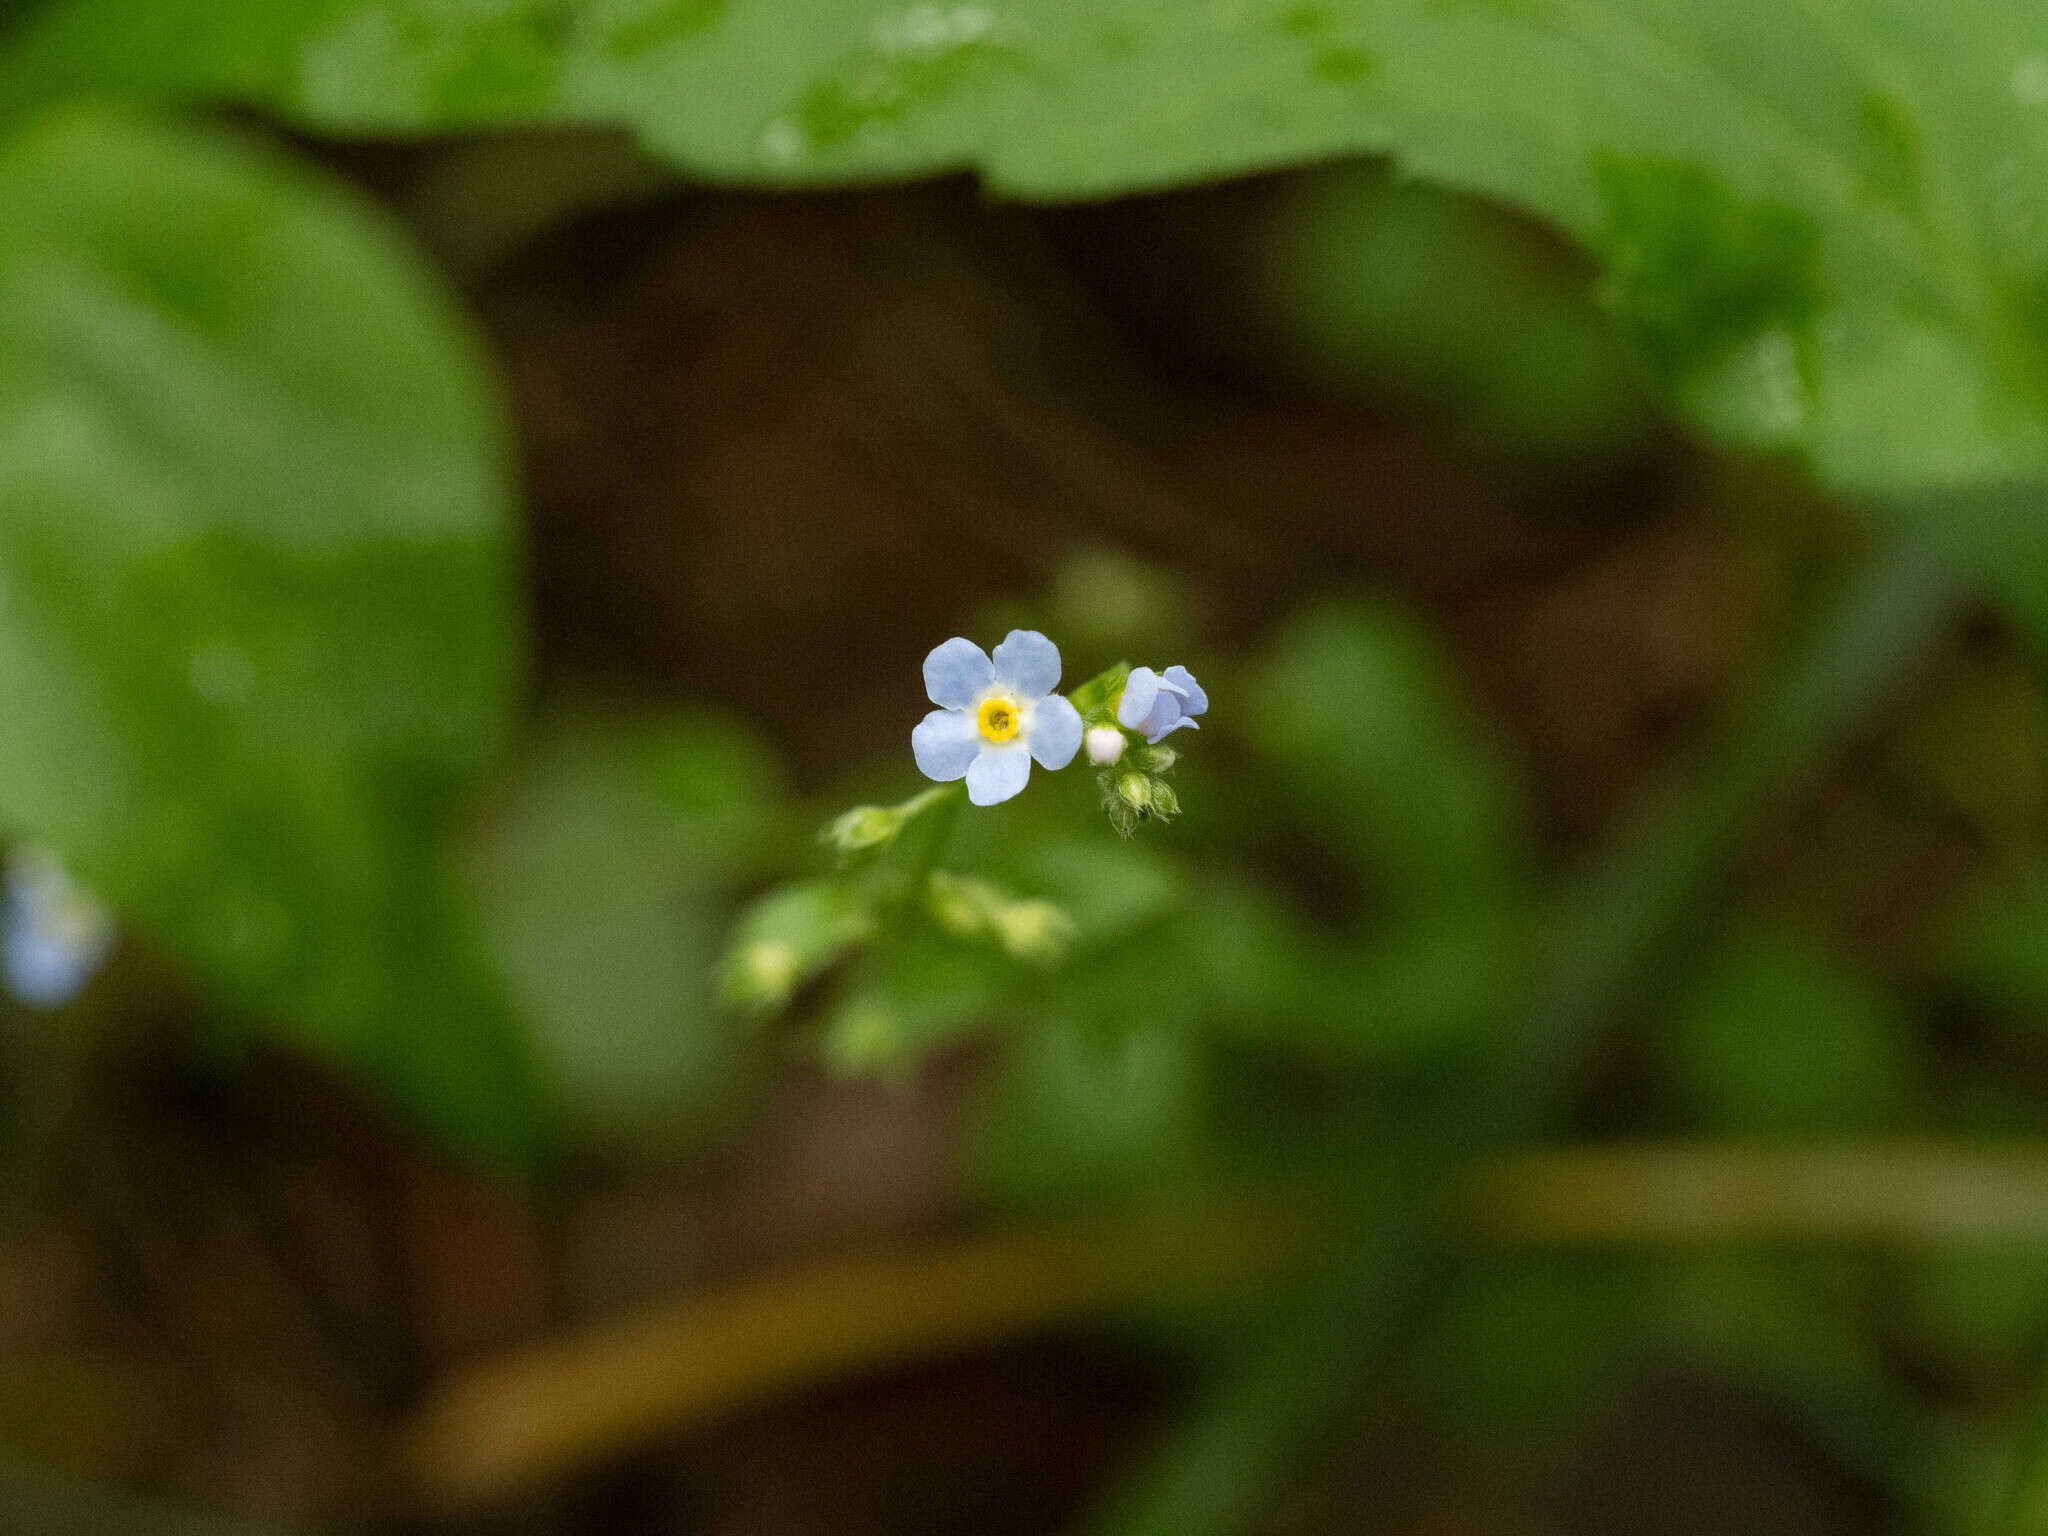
[1116,664,1207,744]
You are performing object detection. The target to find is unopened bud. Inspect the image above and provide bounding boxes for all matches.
[822,804,900,856]
[718,880,876,1016]
[731,940,798,1008]
[1116,773,1152,812]
[1149,780,1181,817]
[1085,725,1126,766]
[1137,744,1177,773]
[925,871,991,938]
[992,899,1077,966]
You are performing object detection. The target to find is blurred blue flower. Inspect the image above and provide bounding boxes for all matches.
[1117,665,1207,743]
[4,845,115,1008]
[913,630,1083,805]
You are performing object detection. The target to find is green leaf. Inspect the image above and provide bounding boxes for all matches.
[1256,601,1528,910]
[1896,1251,2048,1388]
[1417,1255,1638,1449]
[0,107,538,1166]
[1666,921,1915,1136]
[717,877,876,1015]
[460,705,777,1163]
[819,935,1001,1074]
[10,0,2048,630]
[975,1017,1210,1211]
[1945,867,2048,1033]
[1254,163,1661,463]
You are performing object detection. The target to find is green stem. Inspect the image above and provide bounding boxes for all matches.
[1080,534,1966,1536]
[898,780,966,906]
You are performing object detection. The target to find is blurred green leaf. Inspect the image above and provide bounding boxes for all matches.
[1256,600,1528,910]
[718,877,876,1016]
[1946,870,2048,1036]
[1895,1251,2048,1389]
[1667,922,1915,1136]
[819,837,1178,1074]
[8,3,2048,628]
[1002,838,1182,952]
[820,933,1001,1074]
[0,107,538,1166]
[976,1016,1209,1211]
[461,705,778,1163]
[1646,1253,1937,1500]
[1258,164,1660,463]
[1651,1254,1896,1415]
[1088,541,1964,1536]
[1417,1255,1637,1450]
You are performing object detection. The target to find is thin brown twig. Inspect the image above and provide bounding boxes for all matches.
[403,1198,1310,1510]
[1467,1141,2048,1245]
[403,1141,2048,1511]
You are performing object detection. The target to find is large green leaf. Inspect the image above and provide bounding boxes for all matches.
[0,107,539,1166]
[8,3,2048,517]
[460,703,780,1164]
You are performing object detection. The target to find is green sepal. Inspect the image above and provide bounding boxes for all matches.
[1068,662,1132,724]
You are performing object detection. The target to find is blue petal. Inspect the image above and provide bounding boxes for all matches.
[1138,690,1183,740]
[1117,667,1160,729]
[924,637,992,709]
[1163,665,1207,715]
[912,708,980,780]
[966,743,1032,804]
[2,850,113,1008]
[991,629,1061,697]
[4,926,98,1007]
[1151,716,1200,742]
[1028,695,1083,769]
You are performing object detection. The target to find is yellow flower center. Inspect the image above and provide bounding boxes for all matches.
[976,695,1022,743]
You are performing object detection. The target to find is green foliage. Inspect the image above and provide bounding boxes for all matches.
[819,934,1000,1074]
[1644,1251,1922,1483]
[1667,921,1915,1136]
[975,1018,1209,1210]
[460,705,780,1163]
[8,1,2048,641]
[0,7,2043,1527]
[1256,164,1660,463]
[1417,1256,1637,1450]
[1944,869,2048,1037]
[1895,1251,2048,1389]
[1257,600,1528,913]
[0,107,538,1165]
[719,876,877,1016]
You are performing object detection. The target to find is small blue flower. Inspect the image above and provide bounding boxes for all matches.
[912,630,1083,805]
[1117,665,1207,743]
[3,846,115,1008]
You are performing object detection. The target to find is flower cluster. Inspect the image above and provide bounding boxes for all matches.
[910,632,1204,828]
[716,630,1206,1058]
